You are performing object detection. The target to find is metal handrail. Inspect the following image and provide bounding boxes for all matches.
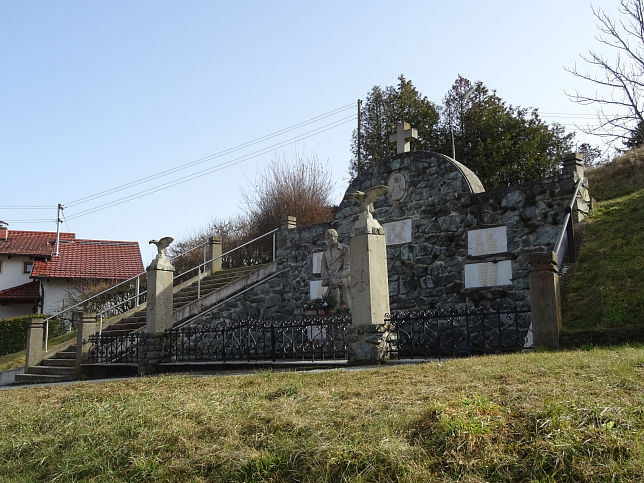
[42,227,279,352]
[553,178,584,265]
[173,228,278,281]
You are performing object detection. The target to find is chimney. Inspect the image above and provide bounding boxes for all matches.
[0,222,7,242]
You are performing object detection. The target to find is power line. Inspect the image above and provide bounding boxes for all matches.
[0,205,52,209]
[64,114,357,221]
[1,219,57,224]
[64,103,355,208]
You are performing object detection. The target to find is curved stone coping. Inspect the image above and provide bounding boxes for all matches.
[437,153,485,194]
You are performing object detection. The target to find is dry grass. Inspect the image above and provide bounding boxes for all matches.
[587,147,644,201]
[1,346,643,481]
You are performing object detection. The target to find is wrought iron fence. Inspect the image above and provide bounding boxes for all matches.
[165,314,351,363]
[386,304,532,359]
[86,332,144,363]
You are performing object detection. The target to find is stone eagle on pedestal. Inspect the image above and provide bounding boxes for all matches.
[345,185,389,215]
[149,236,174,258]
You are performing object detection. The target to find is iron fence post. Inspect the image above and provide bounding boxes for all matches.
[271,322,276,362]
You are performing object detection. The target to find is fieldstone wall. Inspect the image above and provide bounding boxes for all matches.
[194,151,589,324]
[195,222,330,324]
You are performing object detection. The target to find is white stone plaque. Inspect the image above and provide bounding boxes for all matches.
[464,260,512,288]
[309,280,328,300]
[388,172,406,201]
[312,252,323,274]
[467,226,507,256]
[383,218,412,246]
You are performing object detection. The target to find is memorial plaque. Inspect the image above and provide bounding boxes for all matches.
[388,172,406,201]
[312,252,323,274]
[464,260,512,288]
[383,218,412,246]
[309,280,328,300]
[467,226,507,256]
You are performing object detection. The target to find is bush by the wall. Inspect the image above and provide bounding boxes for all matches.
[0,315,65,358]
[0,315,34,357]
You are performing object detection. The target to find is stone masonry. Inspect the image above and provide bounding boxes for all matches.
[196,150,589,325]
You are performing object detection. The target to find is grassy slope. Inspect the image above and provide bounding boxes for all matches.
[0,332,76,373]
[1,347,643,482]
[562,149,644,332]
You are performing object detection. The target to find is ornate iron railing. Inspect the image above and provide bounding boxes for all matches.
[86,332,144,363]
[386,304,532,359]
[165,314,351,363]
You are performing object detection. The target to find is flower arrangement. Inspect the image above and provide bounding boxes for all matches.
[303,294,350,315]
[303,294,334,312]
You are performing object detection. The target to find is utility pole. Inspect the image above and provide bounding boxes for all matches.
[55,204,63,256]
[357,99,362,174]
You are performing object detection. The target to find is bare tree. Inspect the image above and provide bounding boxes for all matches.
[567,0,644,147]
[243,153,335,235]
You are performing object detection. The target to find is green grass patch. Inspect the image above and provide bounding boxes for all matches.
[1,347,643,481]
[0,331,76,373]
[562,189,644,331]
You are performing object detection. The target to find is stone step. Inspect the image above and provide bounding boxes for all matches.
[27,365,76,376]
[41,358,76,367]
[105,322,145,331]
[14,373,73,385]
[56,350,76,359]
[101,328,141,336]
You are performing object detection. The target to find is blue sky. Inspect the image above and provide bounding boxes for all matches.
[0,1,623,264]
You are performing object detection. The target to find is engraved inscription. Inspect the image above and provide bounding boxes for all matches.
[467,226,508,256]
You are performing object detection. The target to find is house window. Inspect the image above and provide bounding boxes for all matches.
[23,262,33,274]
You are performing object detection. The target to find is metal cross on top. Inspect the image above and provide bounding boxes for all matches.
[389,121,418,154]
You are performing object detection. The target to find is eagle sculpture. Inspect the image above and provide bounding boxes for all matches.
[149,236,174,258]
[345,185,389,214]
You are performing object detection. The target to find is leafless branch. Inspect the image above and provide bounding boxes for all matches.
[567,0,644,146]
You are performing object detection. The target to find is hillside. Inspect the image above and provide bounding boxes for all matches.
[1,347,642,481]
[561,148,644,335]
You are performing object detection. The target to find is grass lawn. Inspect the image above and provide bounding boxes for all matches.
[1,346,642,481]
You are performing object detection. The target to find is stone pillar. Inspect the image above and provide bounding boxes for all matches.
[346,212,392,364]
[75,312,97,376]
[140,253,174,375]
[528,252,561,350]
[563,152,590,223]
[281,215,296,231]
[138,333,164,376]
[209,236,223,275]
[146,254,175,334]
[563,152,584,180]
[24,316,44,370]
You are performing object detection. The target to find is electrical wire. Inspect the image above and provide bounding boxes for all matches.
[0,205,52,209]
[64,114,357,221]
[63,103,355,208]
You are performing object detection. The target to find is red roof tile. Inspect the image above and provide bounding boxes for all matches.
[31,239,144,280]
[0,280,40,302]
[0,230,75,257]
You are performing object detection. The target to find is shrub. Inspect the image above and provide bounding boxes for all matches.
[0,315,63,357]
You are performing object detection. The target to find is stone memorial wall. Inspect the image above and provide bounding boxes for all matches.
[201,151,589,324]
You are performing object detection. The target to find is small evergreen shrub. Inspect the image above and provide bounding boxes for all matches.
[0,316,33,357]
[0,315,63,357]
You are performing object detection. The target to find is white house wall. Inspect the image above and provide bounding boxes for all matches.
[0,303,33,319]
[0,256,33,291]
[41,280,83,316]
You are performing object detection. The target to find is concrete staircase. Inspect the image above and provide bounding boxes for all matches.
[14,264,269,385]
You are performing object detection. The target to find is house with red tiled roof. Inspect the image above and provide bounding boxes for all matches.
[0,225,143,319]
